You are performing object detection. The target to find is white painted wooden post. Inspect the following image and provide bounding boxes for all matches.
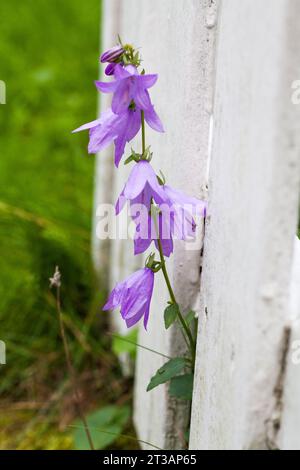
[190,0,300,450]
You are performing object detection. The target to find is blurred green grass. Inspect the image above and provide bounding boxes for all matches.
[0,1,138,451]
[0,0,101,394]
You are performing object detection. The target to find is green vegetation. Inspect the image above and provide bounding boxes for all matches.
[0,0,136,450]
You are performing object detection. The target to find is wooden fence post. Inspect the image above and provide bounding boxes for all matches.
[190,0,300,450]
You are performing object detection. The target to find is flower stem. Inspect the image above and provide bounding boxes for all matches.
[141,110,146,154]
[156,234,196,366]
[55,283,95,450]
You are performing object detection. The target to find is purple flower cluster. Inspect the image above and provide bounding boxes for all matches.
[73,63,163,167]
[73,45,206,330]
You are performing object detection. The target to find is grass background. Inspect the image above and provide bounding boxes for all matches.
[0,0,136,450]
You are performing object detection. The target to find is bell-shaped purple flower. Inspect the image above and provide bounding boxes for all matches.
[73,102,163,166]
[116,160,167,214]
[96,64,164,128]
[72,107,141,167]
[130,183,206,257]
[103,267,154,329]
[163,185,207,240]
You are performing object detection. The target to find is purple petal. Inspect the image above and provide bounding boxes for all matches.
[72,108,115,133]
[103,281,126,310]
[126,109,141,142]
[144,166,167,204]
[124,65,139,76]
[112,79,133,115]
[144,106,164,132]
[134,236,152,255]
[95,80,118,93]
[142,270,154,329]
[133,85,152,110]
[124,269,154,329]
[125,308,145,328]
[72,118,102,134]
[155,237,173,257]
[115,192,126,215]
[143,300,152,330]
[117,161,168,210]
[87,110,119,154]
[130,185,153,212]
[114,64,131,79]
[138,74,158,89]
[153,212,173,257]
[164,185,206,214]
[133,213,152,255]
[114,109,140,167]
[123,161,153,200]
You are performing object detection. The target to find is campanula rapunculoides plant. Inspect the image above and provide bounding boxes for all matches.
[73,40,206,432]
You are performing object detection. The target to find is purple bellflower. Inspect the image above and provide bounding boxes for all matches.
[116,160,167,214]
[96,64,164,125]
[72,107,140,166]
[115,160,173,256]
[130,185,206,256]
[103,267,154,329]
[115,161,206,257]
[73,101,163,167]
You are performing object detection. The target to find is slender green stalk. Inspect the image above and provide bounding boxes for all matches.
[141,110,146,154]
[156,235,196,366]
[108,332,172,360]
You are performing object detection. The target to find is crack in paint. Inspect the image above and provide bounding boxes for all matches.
[265,326,291,450]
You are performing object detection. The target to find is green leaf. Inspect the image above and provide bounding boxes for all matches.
[169,374,194,400]
[164,303,179,329]
[73,405,130,450]
[112,329,138,360]
[146,357,187,392]
[185,310,196,326]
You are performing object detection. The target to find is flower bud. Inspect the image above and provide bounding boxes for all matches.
[104,63,116,75]
[100,45,124,63]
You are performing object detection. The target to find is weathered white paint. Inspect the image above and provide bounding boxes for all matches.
[190,0,300,450]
